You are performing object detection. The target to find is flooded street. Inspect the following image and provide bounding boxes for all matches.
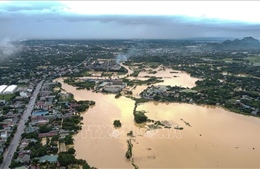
[55,66,260,168]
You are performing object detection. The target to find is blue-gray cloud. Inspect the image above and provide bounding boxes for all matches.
[0,1,260,40]
[0,1,68,13]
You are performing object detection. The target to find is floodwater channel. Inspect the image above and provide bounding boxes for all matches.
[54,65,260,169]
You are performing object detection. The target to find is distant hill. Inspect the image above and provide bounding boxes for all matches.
[207,36,260,50]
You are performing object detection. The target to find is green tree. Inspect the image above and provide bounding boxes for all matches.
[51,135,59,142]
[67,147,76,155]
[134,111,148,123]
[39,124,52,133]
[64,134,74,145]
[113,120,122,127]
[9,160,21,168]
[0,155,3,164]
[58,153,75,166]
[46,137,50,145]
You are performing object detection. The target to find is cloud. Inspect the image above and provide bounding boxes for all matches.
[0,1,68,13]
[0,1,256,26]
[0,1,260,40]
[0,1,69,22]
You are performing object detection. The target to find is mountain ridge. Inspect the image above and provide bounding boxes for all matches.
[207,36,260,50]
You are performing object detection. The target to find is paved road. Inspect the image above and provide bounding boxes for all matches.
[0,80,44,169]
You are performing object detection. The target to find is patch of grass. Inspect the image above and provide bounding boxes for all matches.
[117,71,127,75]
[180,89,197,93]
[81,71,92,76]
[128,76,163,86]
[101,72,113,77]
[246,56,260,65]
[64,78,95,90]
[222,58,244,63]
[130,71,140,77]
[17,84,28,88]
[147,62,160,69]
[0,94,16,101]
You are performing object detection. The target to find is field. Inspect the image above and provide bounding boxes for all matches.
[210,55,260,66]
[0,94,15,101]
[246,55,260,66]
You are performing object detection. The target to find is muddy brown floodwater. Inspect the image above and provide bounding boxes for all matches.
[138,66,200,88]
[55,78,136,169]
[55,67,260,169]
[136,102,260,169]
[124,64,200,97]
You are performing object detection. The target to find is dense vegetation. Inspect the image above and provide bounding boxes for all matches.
[64,78,96,90]
[125,139,133,159]
[62,116,83,131]
[73,100,95,112]
[134,111,148,123]
[58,150,95,168]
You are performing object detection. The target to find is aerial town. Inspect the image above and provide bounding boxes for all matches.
[0,37,259,169]
[1,1,260,169]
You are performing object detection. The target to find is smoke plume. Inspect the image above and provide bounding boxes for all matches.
[116,54,128,63]
[0,38,20,61]
[116,47,143,63]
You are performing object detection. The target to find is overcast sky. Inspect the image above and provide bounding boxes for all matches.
[1,1,260,40]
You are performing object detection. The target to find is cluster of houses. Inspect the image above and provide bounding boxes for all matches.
[141,85,168,99]
[0,111,19,154]
[14,137,59,168]
[77,78,127,93]
[2,80,83,168]
[84,59,121,71]
[235,95,260,115]
[98,80,127,93]
[140,85,195,102]
[141,85,259,115]
[23,81,75,137]
[0,81,39,157]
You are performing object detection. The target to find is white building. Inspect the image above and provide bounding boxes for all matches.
[0,85,8,94]
[3,85,17,94]
[0,131,8,139]
[20,91,28,98]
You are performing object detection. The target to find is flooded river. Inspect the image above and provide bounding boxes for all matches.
[54,67,260,168]
[124,64,200,97]
[55,78,135,168]
[138,66,199,88]
[135,103,260,168]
